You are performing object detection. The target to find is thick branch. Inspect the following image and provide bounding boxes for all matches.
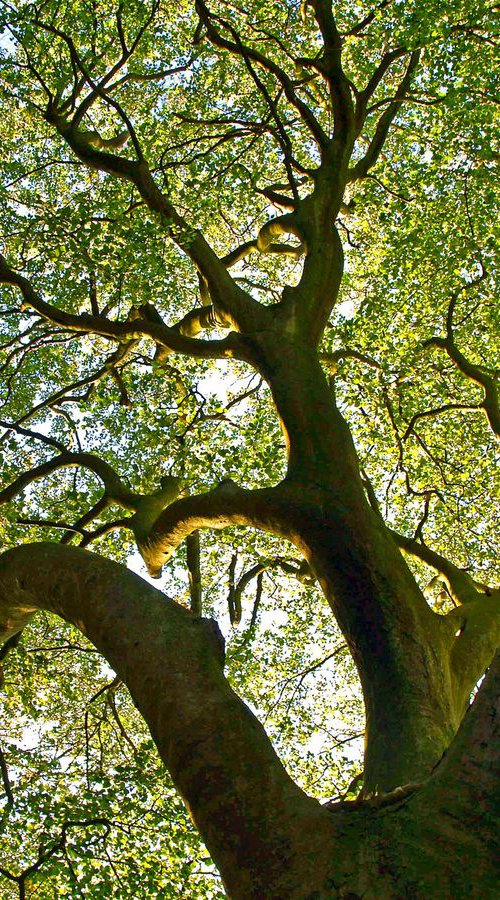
[0,543,334,897]
[390,528,500,710]
[0,254,244,361]
[308,0,355,134]
[0,454,185,563]
[136,479,285,578]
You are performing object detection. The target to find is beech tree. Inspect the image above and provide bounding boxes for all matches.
[0,0,499,896]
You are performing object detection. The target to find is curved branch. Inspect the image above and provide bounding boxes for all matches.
[257,212,304,252]
[41,106,261,332]
[231,556,314,626]
[402,402,483,440]
[0,452,138,510]
[0,543,332,897]
[389,528,492,606]
[389,528,500,714]
[0,254,245,362]
[0,450,186,561]
[10,364,109,430]
[425,337,500,439]
[136,480,292,578]
[222,237,305,268]
[24,8,265,333]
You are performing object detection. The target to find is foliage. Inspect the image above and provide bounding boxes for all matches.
[0,0,498,895]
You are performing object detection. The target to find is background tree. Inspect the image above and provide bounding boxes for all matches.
[0,0,498,896]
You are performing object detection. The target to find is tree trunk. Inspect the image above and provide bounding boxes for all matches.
[0,545,498,898]
[252,337,465,792]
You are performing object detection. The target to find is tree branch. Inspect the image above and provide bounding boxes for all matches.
[355,48,408,124]
[0,253,246,361]
[425,337,500,439]
[0,417,67,452]
[344,0,394,38]
[195,0,328,148]
[320,348,382,374]
[349,51,421,180]
[389,528,492,606]
[135,479,297,578]
[0,742,14,806]
[402,402,484,440]
[0,543,332,897]
[41,76,262,332]
[0,452,137,510]
[308,0,355,134]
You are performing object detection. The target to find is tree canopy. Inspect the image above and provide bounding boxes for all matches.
[0,1,498,896]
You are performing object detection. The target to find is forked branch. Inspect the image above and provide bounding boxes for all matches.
[0,254,245,362]
[349,50,421,180]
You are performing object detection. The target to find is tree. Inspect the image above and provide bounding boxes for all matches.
[0,0,498,895]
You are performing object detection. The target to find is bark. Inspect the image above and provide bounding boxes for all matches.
[0,543,335,898]
[0,544,498,898]
[134,332,498,796]
[246,336,473,792]
[327,650,500,898]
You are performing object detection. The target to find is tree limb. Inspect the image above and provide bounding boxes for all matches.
[425,337,500,439]
[195,0,329,148]
[135,479,296,578]
[349,51,421,180]
[389,528,493,606]
[42,95,262,331]
[308,0,355,134]
[0,543,333,897]
[0,253,246,362]
[0,452,138,510]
